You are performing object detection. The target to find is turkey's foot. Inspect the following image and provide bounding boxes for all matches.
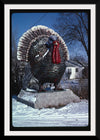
[38,85,46,92]
[54,84,65,91]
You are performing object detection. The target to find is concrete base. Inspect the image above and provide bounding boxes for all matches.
[18,89,81,109]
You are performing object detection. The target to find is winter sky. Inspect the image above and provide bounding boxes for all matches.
[11,12,88,61]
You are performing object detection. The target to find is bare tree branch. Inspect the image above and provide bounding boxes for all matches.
[53,12,89,56]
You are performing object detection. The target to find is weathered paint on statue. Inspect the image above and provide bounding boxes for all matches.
[17,25,69,91]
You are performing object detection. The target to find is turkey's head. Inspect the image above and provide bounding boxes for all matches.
[46,35,61,64]
[46,35,57,47]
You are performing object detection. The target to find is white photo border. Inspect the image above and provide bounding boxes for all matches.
[4,4,96,136]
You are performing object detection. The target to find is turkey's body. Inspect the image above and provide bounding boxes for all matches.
[17,25,69,91]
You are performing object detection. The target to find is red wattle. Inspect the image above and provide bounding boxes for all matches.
[52,41,61,64]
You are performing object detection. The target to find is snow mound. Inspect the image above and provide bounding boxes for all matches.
[12,98,88,127]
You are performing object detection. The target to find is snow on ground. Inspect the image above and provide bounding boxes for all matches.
[12,98,88,127]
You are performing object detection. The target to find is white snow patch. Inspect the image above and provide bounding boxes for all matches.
[12,98,88,127]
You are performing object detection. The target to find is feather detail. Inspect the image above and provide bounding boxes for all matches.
[17,25,69,61]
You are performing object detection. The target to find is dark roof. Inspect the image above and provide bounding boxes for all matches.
[65,60,84,67]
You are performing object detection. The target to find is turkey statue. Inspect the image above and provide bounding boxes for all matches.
[17,25,69,92]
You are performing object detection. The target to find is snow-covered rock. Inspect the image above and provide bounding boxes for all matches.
[34,89,80,109]
[18,89,80,109]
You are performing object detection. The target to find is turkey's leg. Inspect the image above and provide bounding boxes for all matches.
[38,83,46,92]
[54,83,64,91]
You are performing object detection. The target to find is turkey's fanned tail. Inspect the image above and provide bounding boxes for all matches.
[17,25,69,62]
